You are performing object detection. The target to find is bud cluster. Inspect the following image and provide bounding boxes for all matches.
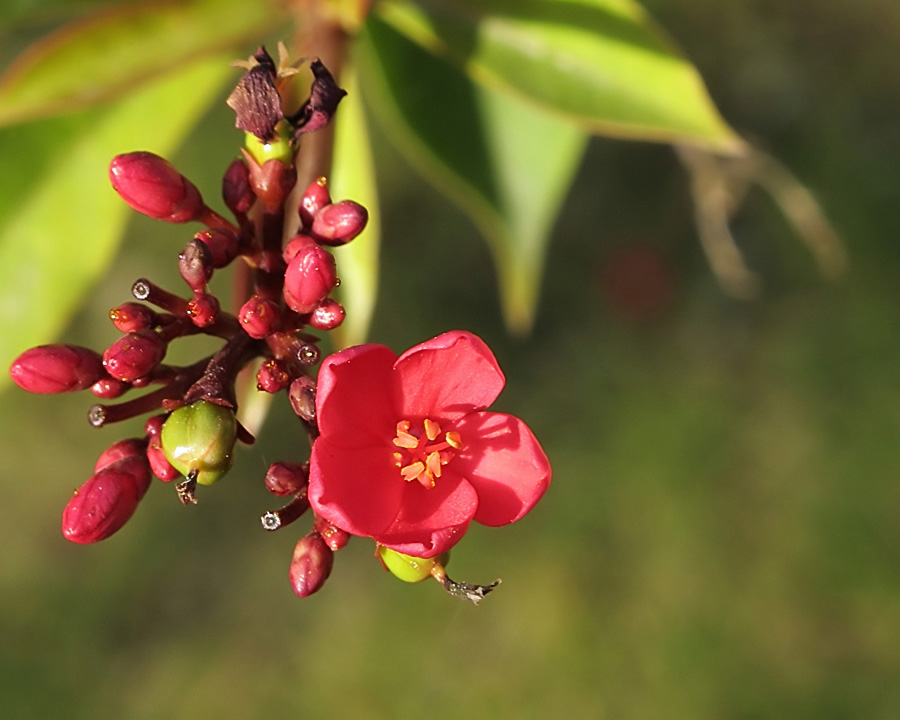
[9,44,509,605]
[8,46,362,596]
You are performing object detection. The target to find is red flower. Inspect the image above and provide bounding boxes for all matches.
[307,331,551,558]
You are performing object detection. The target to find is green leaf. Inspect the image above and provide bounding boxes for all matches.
[330,60,381,348]
[361,16,587,334]
[0,0,282,126]
[0,55,234,390]
[375,0,743,153]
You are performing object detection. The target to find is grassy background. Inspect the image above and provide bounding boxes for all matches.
[2,1,900,717]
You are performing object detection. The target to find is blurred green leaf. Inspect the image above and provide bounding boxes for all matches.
[361,16,587,334]
[0,0,282,126]
[0,55,234,389]
[330,60,381,348]
[375,0,743,153]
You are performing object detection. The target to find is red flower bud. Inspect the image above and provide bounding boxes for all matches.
[243,151,297,214]
[282,233,317,264]
[314,515,350,551]
[186,293,220,328]
[90,375,130,399]
[283,244,337,314]
[238,296,281,339]
[222,158,254,216]
[289,532,334,598]
[288,376,316,422]
[311,200,367,246]
[94,438,146,473]
[61,456,152,544]
[195,228,241,268]
[265,461,309,497]
[109,152,204,223]
[147,443,181,482]
[257,358,291,393]
[298,177,331,229]
[109,302,157,333]
[10,344,104,394]
[102,330,166,382]
[179,238,214,293]
[308,298,345,330]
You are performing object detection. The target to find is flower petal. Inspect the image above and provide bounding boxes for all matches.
[451,412,551,527]
[315,343,397,444]
[393,331,505,421]
[375,468,478,557]
[308,437,403,537]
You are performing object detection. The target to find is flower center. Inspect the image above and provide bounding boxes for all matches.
[391,418,463,488]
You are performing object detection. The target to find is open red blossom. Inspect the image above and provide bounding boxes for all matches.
[307,331,551,558]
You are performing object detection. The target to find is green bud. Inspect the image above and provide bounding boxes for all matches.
[378,547,450,583]
[243,120,293,167]
[160,400,237,485]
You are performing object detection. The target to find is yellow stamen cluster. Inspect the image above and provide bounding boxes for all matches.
[392,419,463,488]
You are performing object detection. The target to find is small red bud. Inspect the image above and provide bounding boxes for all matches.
[288,376,316,422]
[314,515,350,551]
[238,296,281,339]
[222,158,254,216]
[298,177,331,228]
[61,456,152,544]
[102,330,166,382]
[282,233,317,264]
[243,152,297,213]
[310,200,367,246]
[308,298,345,330]
[283,244,337,314]
[195,228,241,268]
[289,532,334,598]
[186,293,220,328]
[109,152,205,223]
[109,302,157,332]
[10,344,104,394]
[179,238,214,292]
[94,438,147,473]
[265,461,309,497]
[90,375,130,399]
[256,358,292,393]
[147,443,181,482]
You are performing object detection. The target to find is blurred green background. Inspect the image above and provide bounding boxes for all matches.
[3,1,900,718]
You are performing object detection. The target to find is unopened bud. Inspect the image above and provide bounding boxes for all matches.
[195,228,241,268]
[94,438,147,473]
[222,159,254,216]
[283,244,337,314]
[147,443,181,482]
[160,400,237,485]
[102,330,166,382]
[10,344,104,394]
[90,375,130,399]
[238,296,281,339]
[310,200,367,246]
[265,461,309,497]
[186,292,220,328]
[314,515,350,551]
[308,298,345,330]
[298,177,331,228]
[109,302,157,332]
[257,358,291,393]
[109,152,204,223]
[243,151,297,213]
[282,233,317,264]
[289,532,334,598]
[179,238,214,292]
[61,456,152,544]
[288,376,316,422]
